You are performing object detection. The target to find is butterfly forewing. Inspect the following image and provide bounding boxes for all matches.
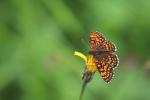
[90,32,116,52]
[90,32,105,50]
[98,41,116,52]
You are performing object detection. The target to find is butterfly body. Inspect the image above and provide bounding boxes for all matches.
[89,50,110,56]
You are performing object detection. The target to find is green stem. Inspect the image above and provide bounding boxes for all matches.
[79,80,88,100]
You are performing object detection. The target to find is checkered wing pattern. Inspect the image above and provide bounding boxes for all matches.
[90,32,116,52]
[94,53,119,83]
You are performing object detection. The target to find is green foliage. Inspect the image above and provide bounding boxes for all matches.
[0,0,150,100]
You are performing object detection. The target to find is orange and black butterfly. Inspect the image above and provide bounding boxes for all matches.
[79,32,119,100]
[89,32,119,83]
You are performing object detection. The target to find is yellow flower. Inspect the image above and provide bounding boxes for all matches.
[74,51,87,62]
[74,51,97,73]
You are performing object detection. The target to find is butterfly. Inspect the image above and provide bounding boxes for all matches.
[89,32,119,83]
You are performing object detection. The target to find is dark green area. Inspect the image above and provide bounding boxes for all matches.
[0,0,150,100]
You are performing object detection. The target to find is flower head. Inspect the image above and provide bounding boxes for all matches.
[74,51,96,73]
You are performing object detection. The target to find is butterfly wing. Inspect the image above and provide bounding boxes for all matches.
[94,53,119,83]
[89,32,105,50]
[99,53,119,69]
[98,41,116,52]
[99,64,113,83]
[89,32,116,52]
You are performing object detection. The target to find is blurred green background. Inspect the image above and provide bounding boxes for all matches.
[0,0,150,100]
